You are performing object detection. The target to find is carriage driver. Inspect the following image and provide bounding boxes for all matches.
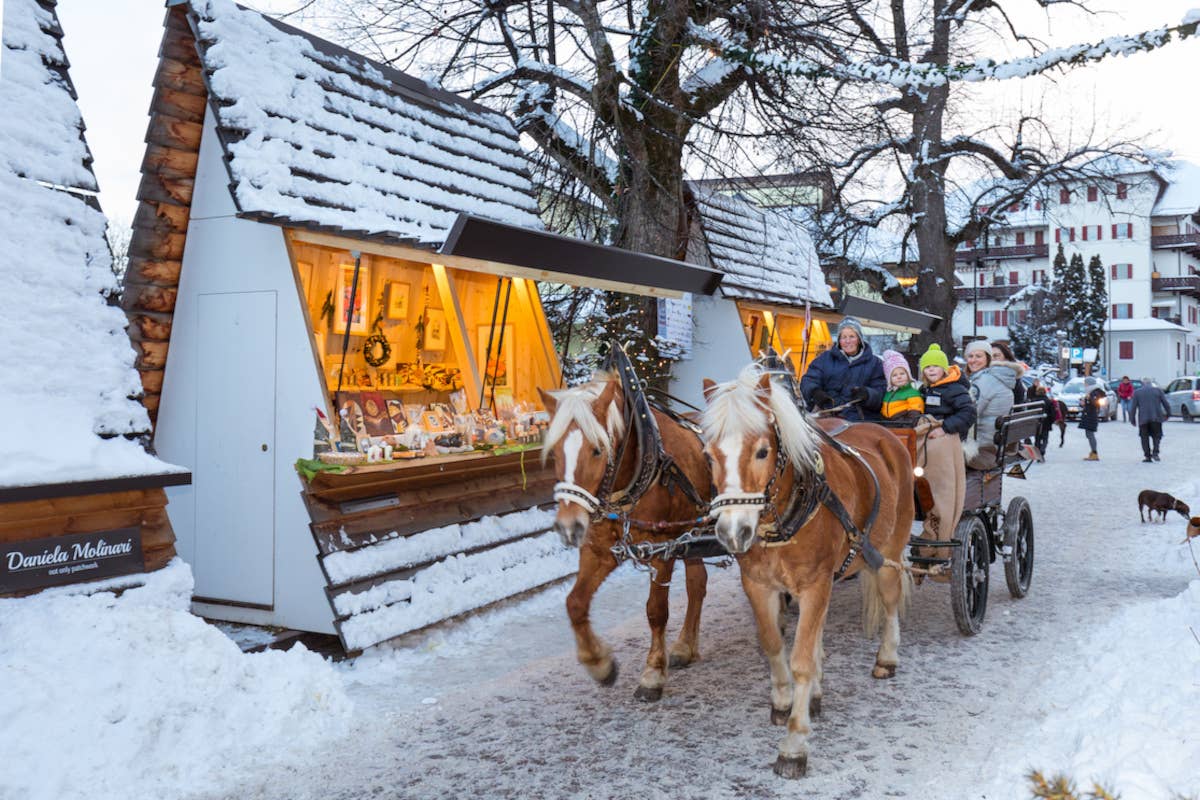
[800,317,887,421]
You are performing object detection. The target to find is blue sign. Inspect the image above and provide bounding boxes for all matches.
[1070,347,1084,363]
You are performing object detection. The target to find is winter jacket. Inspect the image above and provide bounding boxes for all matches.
[800,341,887,422]
[964,362,1018,469]
[882,384,925,419]
[920,365,976,439]
[1078,387,1107,432]
[1117,380,1135,401]
[1129,384,1170,426]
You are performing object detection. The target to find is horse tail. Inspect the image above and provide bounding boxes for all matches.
[860,561,912,637]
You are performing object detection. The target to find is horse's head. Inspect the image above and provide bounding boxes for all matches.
[538,375,625,547]
[701,365,822,554]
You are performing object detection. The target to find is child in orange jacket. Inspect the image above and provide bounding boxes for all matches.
[880,349,924,424]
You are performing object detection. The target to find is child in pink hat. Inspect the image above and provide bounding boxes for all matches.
[880,350,923,424]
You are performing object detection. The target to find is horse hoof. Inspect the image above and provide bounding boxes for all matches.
[770,705,791,725]
[872,662,897,679]
[634,684,663,703]
[809,696,822,718]
[599,660,619,687]
[668,653,692,669]
[772,754,807,779]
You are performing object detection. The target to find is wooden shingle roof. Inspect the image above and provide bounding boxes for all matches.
[691,186,832,308]
[185,0,541,245]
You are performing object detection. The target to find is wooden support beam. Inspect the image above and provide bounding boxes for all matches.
[126,256,183,287]
[129,226,186,261]
[131,340,169,371]
[128,311,174,342]
[123,283,178,314]
[140,143,200,181]
[153,58,206,95]
[144,115,203,151]
[138,368,165,395]
[136,171,194,206]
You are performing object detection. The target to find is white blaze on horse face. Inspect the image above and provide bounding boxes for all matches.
[562,429,584,488]
[716,433,761,545]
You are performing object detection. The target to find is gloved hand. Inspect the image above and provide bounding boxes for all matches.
[810,388,833,408]
[849,386,870,404]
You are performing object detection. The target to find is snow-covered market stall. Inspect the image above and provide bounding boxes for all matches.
[670,185,941,407]
[0,0,190,598]
[121,0,720,651]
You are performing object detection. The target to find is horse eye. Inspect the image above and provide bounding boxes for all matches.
[755,447,769,460]
[592,447,602,457]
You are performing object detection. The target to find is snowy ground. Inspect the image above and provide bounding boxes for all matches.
[2,419,1198,800]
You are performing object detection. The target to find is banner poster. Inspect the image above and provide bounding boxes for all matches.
[656,293,693,360]
[1,527,145,594]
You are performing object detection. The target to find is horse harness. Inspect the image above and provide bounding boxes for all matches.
[552,343,707,527]
[706,385,887,580]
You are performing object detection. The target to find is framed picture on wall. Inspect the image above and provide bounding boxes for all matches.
[476,324,514,389]
[335,263,370,335]
[425,308,448,350]
[386,281,410,320]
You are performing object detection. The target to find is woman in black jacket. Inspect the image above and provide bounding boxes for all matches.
[1078,386,1106,461]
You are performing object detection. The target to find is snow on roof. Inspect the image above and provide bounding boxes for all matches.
[1152,161,1200,217]
[186,0,542,246]
[691,186,832,308]
[1105,318,1188,332]
[0,0,180,487]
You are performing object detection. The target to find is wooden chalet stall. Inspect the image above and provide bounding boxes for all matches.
[671,187,940,406]
[123,0,720,651]
[0,0,188,598]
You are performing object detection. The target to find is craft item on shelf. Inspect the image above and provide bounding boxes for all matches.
[421,411,446,433]
[318,451,366,466]
[366,444,384,463]
[386,399,407,433]
[403,404,425,428]
[383,444,394,460]
[483,427,506,446]
[434,433,463,448]
[430,402,454,429]
[359,391,392,436]
[313,407,335,454]
[422,439,439,457]
[449,389,468,414]
[336,408,358,452]
[362,331,391,367]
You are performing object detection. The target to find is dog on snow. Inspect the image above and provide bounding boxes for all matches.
[1137,489,1190,523]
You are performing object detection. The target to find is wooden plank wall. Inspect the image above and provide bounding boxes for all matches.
[0,488,177,598]
[123,7,206,425]
[300,454,572,653]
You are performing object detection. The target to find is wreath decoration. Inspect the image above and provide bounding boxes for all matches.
[363,332,392,367]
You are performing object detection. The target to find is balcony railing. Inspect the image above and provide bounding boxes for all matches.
[1151,274,1200,298]
[1151,232,1200,255]
[955,244,1048,262]
[953,284,1029,300]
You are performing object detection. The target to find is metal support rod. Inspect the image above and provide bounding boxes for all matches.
[335,250,362,399]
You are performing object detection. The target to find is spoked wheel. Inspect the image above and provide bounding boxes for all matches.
[950,515,989,636]
[1003,497,1035,598]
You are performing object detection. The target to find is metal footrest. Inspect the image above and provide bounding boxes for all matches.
[908,554,951,566]
[908,536,961,549]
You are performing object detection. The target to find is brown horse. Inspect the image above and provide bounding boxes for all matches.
[538,373,712,701]
[701,364,914,778]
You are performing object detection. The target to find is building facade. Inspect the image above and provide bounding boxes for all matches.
[952,162,1200,383]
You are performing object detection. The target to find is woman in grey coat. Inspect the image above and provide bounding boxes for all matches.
[962,339,1021,470]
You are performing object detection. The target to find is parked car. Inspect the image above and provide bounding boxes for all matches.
[1056,376,1118,421]
[1163,376,1200,422]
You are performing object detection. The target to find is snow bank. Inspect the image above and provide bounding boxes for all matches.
[0,560,353,800]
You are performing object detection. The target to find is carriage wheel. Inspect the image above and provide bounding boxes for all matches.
[950,515,989,636]
[1003,497,1035,598]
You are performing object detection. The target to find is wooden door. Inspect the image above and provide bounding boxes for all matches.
[194,291,276,607]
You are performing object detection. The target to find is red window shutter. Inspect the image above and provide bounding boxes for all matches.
[1015,232,1025,245]
[1055,229,1061,243]
[1097,225,1102,240]
[1117,182,1127,199]
[1081,227,1089,241]
[1110,264,1116,279]
[1035,230,1045,245]
[1035,200,1043,210]
[1087,186,1098,202]
[966,239,975,248]
[976,310,984,327]
[1112,224,1118,238]
[1001,310,1008,326]
[1111,304,1118,318]
[1009,203,1019,212]
[1119,341,1133,359]
[1126,223,1133,238]
[1009,271,1018,284]
[1069,227,1076,242]
[1060,188,1070,204]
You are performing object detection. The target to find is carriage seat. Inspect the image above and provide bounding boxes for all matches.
[963,402,1046,511]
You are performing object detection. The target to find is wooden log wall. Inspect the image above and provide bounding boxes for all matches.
[123,7,207,425]
[0,488,177,598]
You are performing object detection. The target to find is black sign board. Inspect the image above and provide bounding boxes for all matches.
[1,527,145,593]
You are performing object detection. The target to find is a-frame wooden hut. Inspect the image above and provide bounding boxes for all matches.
[122,0,720,648]
[0,0,189,596]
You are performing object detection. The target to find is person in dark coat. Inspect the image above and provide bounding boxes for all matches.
[1129,377,1171,462]
[800,317,887,421]
[917,344,976,440]
[1030,385,1056,460]
[1078,385,1106,460]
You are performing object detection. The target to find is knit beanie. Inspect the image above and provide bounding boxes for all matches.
[964,339,992,360]
[918,344,949,372]
[836,317,865,343]
[881,350,911,383]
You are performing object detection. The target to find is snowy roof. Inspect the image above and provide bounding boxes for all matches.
[691,186,832,308]
[1152,161,1200,217]
[0,0,180,488]
[1105,318,1188,333]
[185,0,542,246]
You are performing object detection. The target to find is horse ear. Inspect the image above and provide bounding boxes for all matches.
[702,378,718,403]
[592,379,619,417]
[537,387,557,414]
[757,371,773,392]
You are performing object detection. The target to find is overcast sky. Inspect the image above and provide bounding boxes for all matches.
[52,0,1200,227]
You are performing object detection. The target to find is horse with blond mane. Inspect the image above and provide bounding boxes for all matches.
[537,367,712,702]
[701,363,914,779]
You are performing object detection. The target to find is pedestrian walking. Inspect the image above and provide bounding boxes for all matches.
[1078,384,1106,460]
[1116,375,1135,422]
[1030,385,1055,461]
[1129,377,1170,462]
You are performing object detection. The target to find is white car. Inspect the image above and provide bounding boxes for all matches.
[1055,377,1118,422]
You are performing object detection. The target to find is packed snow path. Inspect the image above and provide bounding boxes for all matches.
[234,421,1199,799]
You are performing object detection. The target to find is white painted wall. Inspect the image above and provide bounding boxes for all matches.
[669,294,752,409]
[156,108,334,633]
[1105,328,1189,385]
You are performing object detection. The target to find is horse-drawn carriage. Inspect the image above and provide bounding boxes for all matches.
[896,401,1042,634]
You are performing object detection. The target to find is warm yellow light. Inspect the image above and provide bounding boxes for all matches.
[897,277,918,287]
